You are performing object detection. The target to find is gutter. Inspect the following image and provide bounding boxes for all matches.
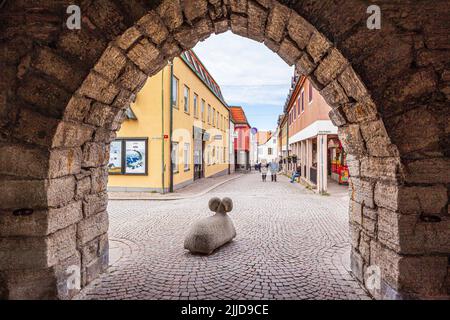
[169,60,174,193]
[161,65,165,194]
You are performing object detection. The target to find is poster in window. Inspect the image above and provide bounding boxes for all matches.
[108,140,123,174]
[125,140,146,174]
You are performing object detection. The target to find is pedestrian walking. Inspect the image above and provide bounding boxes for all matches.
[260,160,268,182]
[269,159,279,182]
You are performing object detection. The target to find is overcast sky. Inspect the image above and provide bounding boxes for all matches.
[193,31,293,131]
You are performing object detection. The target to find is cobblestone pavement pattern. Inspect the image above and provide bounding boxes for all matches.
[75,173,371,300]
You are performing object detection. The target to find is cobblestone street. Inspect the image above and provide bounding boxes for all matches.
[76,173,371,300]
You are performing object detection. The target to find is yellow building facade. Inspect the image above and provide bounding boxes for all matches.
[108,50,230,192]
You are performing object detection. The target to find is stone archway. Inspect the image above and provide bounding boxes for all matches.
[0,0,448,299]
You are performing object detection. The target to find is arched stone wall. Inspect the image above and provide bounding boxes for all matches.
[0,0,448,299]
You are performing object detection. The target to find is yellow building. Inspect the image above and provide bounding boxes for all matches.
[108,50,230,192]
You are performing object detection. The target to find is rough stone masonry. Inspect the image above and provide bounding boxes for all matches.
[0,0,448,299]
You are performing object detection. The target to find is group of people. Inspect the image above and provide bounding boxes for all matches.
[255,160,280,182]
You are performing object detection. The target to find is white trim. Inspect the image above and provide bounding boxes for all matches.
[300,88,305,114]
[289,120,338,145]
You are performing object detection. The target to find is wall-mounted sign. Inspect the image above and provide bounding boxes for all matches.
[214,135,222,140]
[251,127,258,135]
[108,140,123,174]
[108,138,148,175]
[125,140,146,174]
[203,132,210,141]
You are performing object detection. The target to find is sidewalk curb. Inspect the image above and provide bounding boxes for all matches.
[109,174,244,201]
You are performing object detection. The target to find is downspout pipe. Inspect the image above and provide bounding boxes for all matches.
[161,66,165,194]
[169,60,174,193]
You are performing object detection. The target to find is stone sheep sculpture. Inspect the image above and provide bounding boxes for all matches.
[184,197,236,255]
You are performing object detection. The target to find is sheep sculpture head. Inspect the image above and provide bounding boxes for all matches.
[208,197,233,214]
[184,197,236,255]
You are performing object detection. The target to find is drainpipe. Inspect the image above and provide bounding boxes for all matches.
[169,60,174,193]
[161,66,165,194]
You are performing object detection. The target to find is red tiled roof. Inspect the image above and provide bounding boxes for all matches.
[229,106,250,126]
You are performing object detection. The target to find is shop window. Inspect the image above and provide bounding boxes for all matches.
[183,85,190,113]
[108,138,148,175]
[172,142,179,173]
[201,99,205,122]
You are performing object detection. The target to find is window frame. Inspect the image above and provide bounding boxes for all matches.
[183,143,190,171]
[301,89,305,113]
[201,99,205,122]
[108,138,148,176]
[193,93,198,118]
[308,81,313,104]
[172,75,179,109]
[171,142,179,174]
[183,85,190,114]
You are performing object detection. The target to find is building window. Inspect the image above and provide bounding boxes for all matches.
[213,108,216,127]
[172,76,179,108]
[201,99,205,121]
[207,145,211,165]
[268,148,273,155]
[184,143,190,171]
[183,85,190,113]
[294,104,297,118]
[171,142,179,173]
[297,96,301,115]
[308,82,313,104]
[193,94,198,118]
[108,139,148,175]
[301,90,305,113]
[208,105,211,123]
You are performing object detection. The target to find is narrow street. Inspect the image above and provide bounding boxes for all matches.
[76,173,370,300]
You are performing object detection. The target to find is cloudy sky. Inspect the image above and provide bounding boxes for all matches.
[193,31,293,131]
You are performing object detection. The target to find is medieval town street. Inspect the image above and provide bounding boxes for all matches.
[75,173,371,300]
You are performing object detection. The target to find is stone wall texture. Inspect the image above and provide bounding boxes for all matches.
[0,0,449,299]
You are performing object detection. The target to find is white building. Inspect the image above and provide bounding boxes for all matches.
[257,130,278,163]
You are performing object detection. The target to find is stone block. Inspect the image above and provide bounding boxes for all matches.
[157,0,184,31]
[360,157,399,181]
[404,158,450,184]
[128,38,164,75]
[0,178,47,209]
[32,47,85,92]
[0,268,57,299]
[350,249,364,282]
[137,12,169,45]
[247,1,268,42]
[182,0,209,22]
[306,32,331,63]
[0,143,49,179]
[47,176,76,207]
[116,26,142,51]
[84,102,119,127]
[194,17,214,41]
[342,100,378,124]
[52,121,94,148]
[328,107,347,127]
[295,53,316,76]
[287,13,313,50]
[48,147,82,178]
[77,211,109,246]
[17,74,70,118]
[314,48,348,86]
[63,95,92,122]
[13,108,59,147]
[338,125,366,158]
[78,72,120,105]
[90,166,108,193]
[346,154,360,177]
[83,192,108,217]
[375,183,447,214]
[277,37,302,66]
[93,46,127,81]
[348,199,362,225]
[230,14,248,37]
[360,120,397,157]
[174,25,199,49]
[349,177,374,208]
[82,142,110,168]
[320,80,349,108]
[338,66,368,102]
